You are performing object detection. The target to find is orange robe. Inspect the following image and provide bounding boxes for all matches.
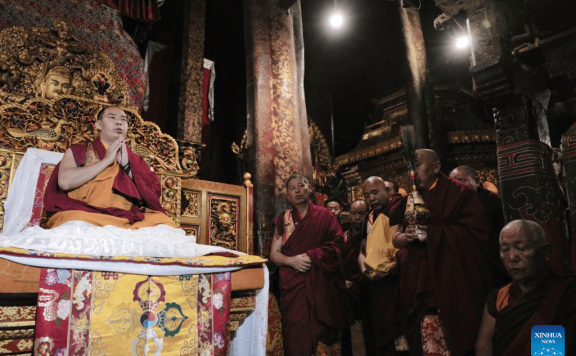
[47,141,175,229]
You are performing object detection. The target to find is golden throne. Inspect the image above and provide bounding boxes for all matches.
[0,20,266,355]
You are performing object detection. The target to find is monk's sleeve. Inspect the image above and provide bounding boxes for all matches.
[427,190,490,254]
[127,151,165,213]
[306,213,345,284]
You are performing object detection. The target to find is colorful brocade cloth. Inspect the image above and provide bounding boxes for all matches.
[34,268,232,356]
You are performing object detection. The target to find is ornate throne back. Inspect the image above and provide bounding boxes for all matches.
[0,19,254,254]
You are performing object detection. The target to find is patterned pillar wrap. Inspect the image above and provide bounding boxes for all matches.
[561,123,576,272]
[399,3,429,149]
[497,139,570,274]
[177,0,205,143]
[0,0,145,107]
[244,0,312,257]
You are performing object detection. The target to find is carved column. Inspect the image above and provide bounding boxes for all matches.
[462,0,570,274]
[177,0,205,143]
[495,102,570,274]
[244,0,312,258]
[398,2,430,149]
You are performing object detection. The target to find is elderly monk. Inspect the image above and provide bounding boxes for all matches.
[391,149,494,356]
[271,174,352,356]
[358,176,405,355]
[450,166,509,286]
[44,106,176,229]
[476,220,576,356]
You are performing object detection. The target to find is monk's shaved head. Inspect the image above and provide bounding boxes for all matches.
[363,176,389,212]
[414,149,441,190]
[449,166,478,191]
[500,219,546,247]
[364,176,386,189]
[499,219,551,290]
[416,149,440,165]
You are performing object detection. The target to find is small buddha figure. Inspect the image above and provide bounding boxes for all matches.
[39,65,73,99]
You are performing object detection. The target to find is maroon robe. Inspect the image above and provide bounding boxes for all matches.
[390,173,494,356]
[44,138,166,224]
[273,202,352,356]
[487,273,576,355]
[476,186,510,287]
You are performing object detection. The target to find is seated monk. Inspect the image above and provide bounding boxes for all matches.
[475,220,576,356]
[44,106,176,229]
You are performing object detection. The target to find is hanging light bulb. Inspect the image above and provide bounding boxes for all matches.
[329,0,344,29]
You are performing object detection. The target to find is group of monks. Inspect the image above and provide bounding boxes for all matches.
[41,106,575,356]
[271,149,576,356]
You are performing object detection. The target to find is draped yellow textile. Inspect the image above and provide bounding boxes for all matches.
[47,160,176,229]
[364,213,398,277]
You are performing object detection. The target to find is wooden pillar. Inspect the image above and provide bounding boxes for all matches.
[462,0,571,274]
[244,0,312,258]
[398,2,430,149]
[177,0,205,143]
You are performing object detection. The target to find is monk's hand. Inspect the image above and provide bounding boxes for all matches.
[116,137,129,167]
[415,224,428,242]
[104,137,123,166]
[404,224,419,242]
[345,280,355,290]
[291,253,311,273]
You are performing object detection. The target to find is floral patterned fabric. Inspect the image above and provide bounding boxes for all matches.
[35,268,232,356]
[421,315,451,356]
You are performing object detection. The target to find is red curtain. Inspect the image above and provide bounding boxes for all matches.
[97,0,160,21]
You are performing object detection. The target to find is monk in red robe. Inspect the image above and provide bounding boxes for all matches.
[476,220,576,356]
[44,106,175,229]
[271,174,352,356]
[391,149,494,356]
[450,166,509,286]
[340,199,368,356]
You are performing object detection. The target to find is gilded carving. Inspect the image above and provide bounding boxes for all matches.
[161,175,181,226]
[0,20,128,106]
[182,226,199,238]
[447,130,496,144]
[209,198,238,250]
[336,136,403,166]
[476,168,498,187]
[182,190,200,217]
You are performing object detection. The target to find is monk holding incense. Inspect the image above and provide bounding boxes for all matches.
[44,106,175,229]
[391,149,494,356]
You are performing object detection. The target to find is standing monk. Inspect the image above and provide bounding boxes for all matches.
[358,177,405,355]
[44,106,175,229]
[450,166,509,286]
[271,174,352,356]
[392,149,494,356]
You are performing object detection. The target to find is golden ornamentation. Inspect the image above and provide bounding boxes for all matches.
[209,198,238,250]
[350,186,364,202]
[0,20,128,106]
[230,296,256,311]
[476,168,498,186]
[336,136,403,166]
[182,226,198,237]
[182,190,200,217]
[177,0,205,143]
[308,120,333,171]
[92,273,121,315]
[161,175,181,226]
[447,130,496,144]
[0,306,36,323]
